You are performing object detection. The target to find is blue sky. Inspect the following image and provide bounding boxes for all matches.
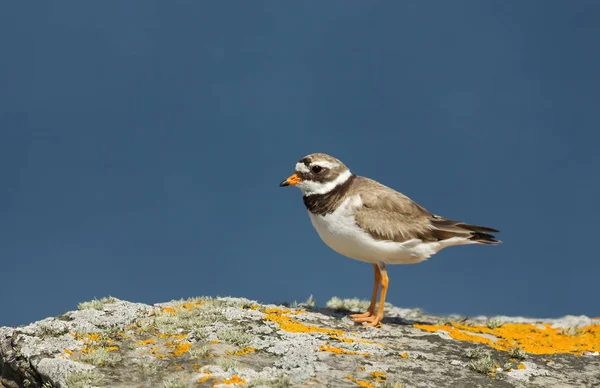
[1,1,599,327]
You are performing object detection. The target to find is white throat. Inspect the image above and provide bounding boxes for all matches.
[297,169,353,196]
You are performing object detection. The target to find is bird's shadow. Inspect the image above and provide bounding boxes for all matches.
[305,306,430,326]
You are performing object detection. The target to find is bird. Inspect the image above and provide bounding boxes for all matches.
[279,153,500,327]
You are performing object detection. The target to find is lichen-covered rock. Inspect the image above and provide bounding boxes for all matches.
[1,296,599,387]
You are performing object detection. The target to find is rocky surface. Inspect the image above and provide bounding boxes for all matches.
[1,296,599,388]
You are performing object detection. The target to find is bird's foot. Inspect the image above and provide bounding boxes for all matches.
[350,311,373,321]
[353,314,383,327]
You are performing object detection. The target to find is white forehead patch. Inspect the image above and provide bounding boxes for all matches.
[295,163,310,173]
[311,161,340,169]
[296,160,340,173]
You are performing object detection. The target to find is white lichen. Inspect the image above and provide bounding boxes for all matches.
[77,296,117,311]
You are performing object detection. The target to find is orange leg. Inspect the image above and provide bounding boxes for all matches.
[355,264,388,327]
[350,264,381,321]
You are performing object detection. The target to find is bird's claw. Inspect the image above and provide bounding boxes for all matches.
[351,313,383,327]
[349,311,373,320]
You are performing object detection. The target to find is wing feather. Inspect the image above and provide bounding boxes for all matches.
[351,177,500,244]
[353,177,434,243]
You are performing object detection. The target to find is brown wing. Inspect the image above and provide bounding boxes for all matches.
[352,177,500,244]
[353,177,435,243]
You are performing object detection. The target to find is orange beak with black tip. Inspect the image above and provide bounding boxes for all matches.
[279,173,302,187]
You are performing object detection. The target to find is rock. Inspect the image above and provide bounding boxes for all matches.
[34,359,94,387]
[1,296,599,387]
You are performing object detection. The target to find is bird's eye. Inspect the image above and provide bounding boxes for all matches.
[311,165,323,173]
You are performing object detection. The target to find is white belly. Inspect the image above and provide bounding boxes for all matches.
[307,195,471,265]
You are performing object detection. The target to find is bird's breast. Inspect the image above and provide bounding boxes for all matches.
[307,195,380,262]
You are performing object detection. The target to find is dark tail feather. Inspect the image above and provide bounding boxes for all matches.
[432,218,501,244]
[460,223,501,244]
[469,231,501,245]
[457,223,500,234]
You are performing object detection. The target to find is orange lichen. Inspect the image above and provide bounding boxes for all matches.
[137,339,157,346]
[173,363,184,370]
[329,333,385,347]
[264,308,344,336]
[64,349,73,355]
[320,344,355,355]
[86,333,101,342]
[517,363,526,370]
[319,343,370,356]
[172,341,192,357]
[330,334,354,343]
[196,375,214,384]
[400,352,409,359]
[209,339,220,344]
[148,346,166,359]
[346,375,376,388]
[73,333,115,355]
[264,308,387,352]
[160,300,205,316]
[414,322,600,355]
[74,332,100,343]
[227,347,256,356]
[181,300,204,310]
[370,371,387,382]
[106,346,119,352]
[195,374,244,387]
[221,375,246,385]
[488,364,501,376]
[357,338,385,347]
